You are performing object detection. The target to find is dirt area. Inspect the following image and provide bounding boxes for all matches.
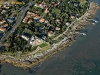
[0,0,18,3]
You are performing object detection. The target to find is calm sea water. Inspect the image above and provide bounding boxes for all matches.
[0,0,100,75]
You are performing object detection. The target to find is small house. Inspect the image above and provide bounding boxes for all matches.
[0,27,6,32]
[48,31,53,37]
[39,18,45,23]
[56,27,60,30]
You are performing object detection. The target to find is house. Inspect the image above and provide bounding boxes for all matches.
[22,17,27,23]
[66,22,70,26]
[47,23,51,26]
[35,10,39,13]
[71,15,75,19]
[0,27,6,32]
[27,11,32,15]
[3,4,10,9]
[0,19,6,25]
[34,1,47,9]
[1,10,7,14]
[2,23,8,27]
[44,20,48,23]
[51,1,58,7]
[56,18,60,23]
[30,36,43,46]
[34,15,40,19]
[27,11,36,17]
[48,31,53,37]
[28,18,33,24]
[22,17,28,23]
[39,3,45,9]
[31,13,36,17]
[56,27,60,30]
[44,9,49,13]
[68,1,70,4]
[21,35,29,41]
[39,1,46,9]
[23,11,36,23]
[57,1,61,5]
[53,3,57,6]
[39,18,45,23]
[34,3,38,7]
[39,4,44,8]
[3,2,10,5]
[23,15,30,23]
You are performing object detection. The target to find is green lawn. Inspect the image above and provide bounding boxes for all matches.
[31,46,37,51]
[0,0,18,2]
[79,0,86,4]
[39,43,48,48]
[52,7,60,14]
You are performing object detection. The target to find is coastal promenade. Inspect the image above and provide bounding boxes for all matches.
[0,2,99,69]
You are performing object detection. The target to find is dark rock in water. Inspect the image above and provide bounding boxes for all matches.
[0,64,2,69]
[28,68,35,73]
[28,68,33,73]
[25,68,34,73]
[24,60,32,64]
[85,30,87,33]
[94,17,99,21]
[0,64,2,73]
[18,0,23,2]
[26,63,43,74]
[3,73,5,75]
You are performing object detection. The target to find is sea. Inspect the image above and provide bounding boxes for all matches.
[0,0,100,75]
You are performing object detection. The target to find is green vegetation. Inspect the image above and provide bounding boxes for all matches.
[5,34,27,52]
[31,46,37,50]
[39,43,48,48]
[2,0,88,53]
[52,8,60,14]
[0,0,18,2]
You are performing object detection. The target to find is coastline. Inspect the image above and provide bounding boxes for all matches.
[0,2,99,70]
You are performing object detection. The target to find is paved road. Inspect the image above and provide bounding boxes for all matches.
[0,1,32,43]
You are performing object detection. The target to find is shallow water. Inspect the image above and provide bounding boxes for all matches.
[0,0,100,75]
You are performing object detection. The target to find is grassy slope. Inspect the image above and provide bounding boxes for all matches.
[79,0,86,4]
[0,0,18,3]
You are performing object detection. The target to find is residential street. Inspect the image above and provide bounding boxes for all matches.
[0,1,32,43]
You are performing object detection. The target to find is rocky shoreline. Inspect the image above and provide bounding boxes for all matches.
[0,2,99,70]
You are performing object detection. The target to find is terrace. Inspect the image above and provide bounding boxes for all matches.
[30,36,44,46]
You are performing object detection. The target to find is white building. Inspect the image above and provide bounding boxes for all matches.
[30,36,43,46]
[21,35,29,41]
